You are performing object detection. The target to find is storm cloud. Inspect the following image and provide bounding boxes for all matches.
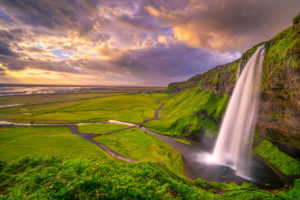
[146,0,300,51]
[0,0,298,85]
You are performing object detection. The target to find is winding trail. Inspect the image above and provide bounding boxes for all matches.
[140,103,164,125]
[0,104,165,163]
[69,125,137,162]
[0,103,282,185]
[0,122,137,162]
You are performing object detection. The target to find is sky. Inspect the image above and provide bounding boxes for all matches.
[0,0,299,86]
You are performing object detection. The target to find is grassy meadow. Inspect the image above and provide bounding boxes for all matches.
[0,126,110,162]
[94,128,184,175]
[0,92,167,124]
[0,88,299,199]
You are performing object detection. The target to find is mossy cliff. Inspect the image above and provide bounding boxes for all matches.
[259,18,300,148]
[167,13,300,146]
[160,14,300,177]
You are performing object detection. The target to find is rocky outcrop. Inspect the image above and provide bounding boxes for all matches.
[168,13,300,146]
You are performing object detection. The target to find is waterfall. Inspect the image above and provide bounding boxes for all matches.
[210,45,265,178]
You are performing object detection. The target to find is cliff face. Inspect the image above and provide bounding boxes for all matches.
[167,59,239,95]
[259,17,300,147]
[167,14,300,146]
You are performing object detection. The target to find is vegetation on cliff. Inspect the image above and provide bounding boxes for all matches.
[145,89,227,137]
[144,14,300,182]
[255,140,300,176]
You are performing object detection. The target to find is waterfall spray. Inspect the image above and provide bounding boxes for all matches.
[208,45,265,179]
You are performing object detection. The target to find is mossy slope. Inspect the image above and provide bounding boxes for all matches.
[254,140,300,176]
[145,89,227,137]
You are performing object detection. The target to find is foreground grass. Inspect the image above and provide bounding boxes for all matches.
[0,93,168,124]
[144,89,227,137]
[0,126,109,162]
[94,128,184,175]
[1,157,299,200]
[78,123,129,134]
[0,157,215,200]
[254,140,300,176]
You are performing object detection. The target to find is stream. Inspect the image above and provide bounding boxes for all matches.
[0,104,283,187]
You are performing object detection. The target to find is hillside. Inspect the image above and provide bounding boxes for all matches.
[144,13,300,177]
[166,13,299,141]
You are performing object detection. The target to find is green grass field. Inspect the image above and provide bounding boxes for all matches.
[94,128,184,175]
[0,92,168,124]
[0,126,109,162]
[169,137,192,145]
[78,123,130,134]
[0,92,110,106]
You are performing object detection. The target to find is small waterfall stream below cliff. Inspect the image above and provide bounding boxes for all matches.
[202,45,266,180]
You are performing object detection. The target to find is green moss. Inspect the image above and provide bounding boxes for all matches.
[0,157,217,200]
[94,128,184,175]
[277,178,300,200]
[267,112,281,119]
[262,26,300,90]
[144,89,226,137]
[1,157,300,199]
[167,58,240,95]
[0,93,167,124]
[0,126,109,162]
[78,123,129,134]
[169,138,192,145]
[254,140,300,176]
[241,42,265,60]
[194,178,278,200]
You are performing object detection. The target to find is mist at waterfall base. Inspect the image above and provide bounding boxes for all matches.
[187,45,282,186]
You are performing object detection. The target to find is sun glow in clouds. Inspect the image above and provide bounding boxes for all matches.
[0,0,298,85]
[5,68,103,85]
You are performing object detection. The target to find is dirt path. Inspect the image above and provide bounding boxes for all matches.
[68,125,137,162]
[0,103,282,186]
[0,103,165,163]
[0,122,137,162]
[140,103,164,125]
